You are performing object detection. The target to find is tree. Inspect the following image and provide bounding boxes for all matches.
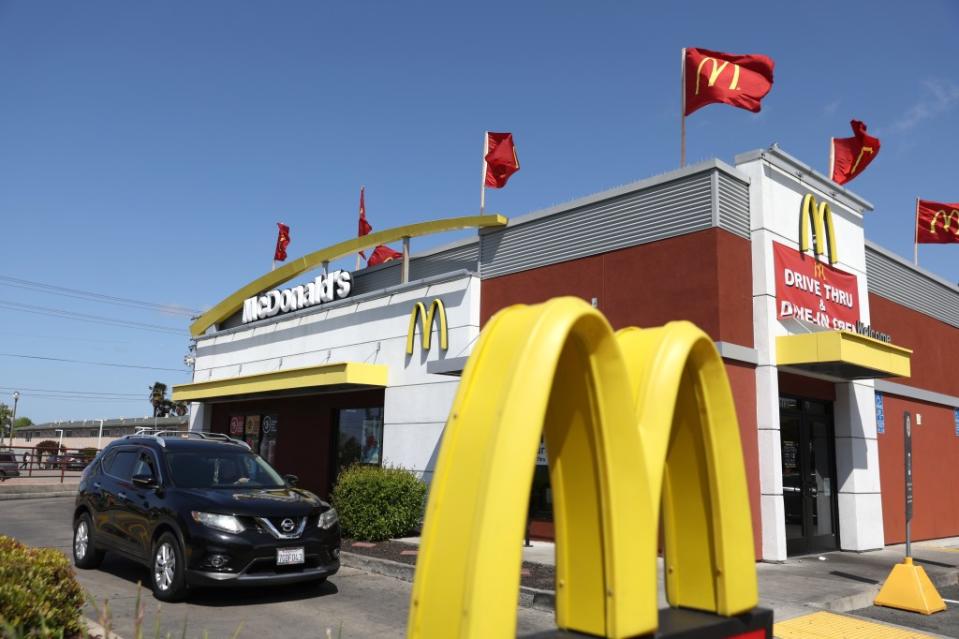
[14,416,32,429]
[0,403,11,441]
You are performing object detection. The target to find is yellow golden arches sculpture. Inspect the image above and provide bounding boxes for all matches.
[189,214,508,337]
[406,297,757,639]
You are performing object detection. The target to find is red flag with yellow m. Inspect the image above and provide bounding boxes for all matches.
[683,47,775,116]
[917,200,959,244]
[830,120,881,185]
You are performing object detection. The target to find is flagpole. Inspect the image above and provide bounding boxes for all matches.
[356,185,364,271]
[480,131,489,215]
[829,138,835,181]
[680,48,686,168]
[914,197,920,266]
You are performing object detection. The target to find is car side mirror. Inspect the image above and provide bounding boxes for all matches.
[284,474,298,486]
[132,473,157,488]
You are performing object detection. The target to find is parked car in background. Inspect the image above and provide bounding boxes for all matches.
[72,432,340,601]
[44,454,89,471]
[0,451,20,481]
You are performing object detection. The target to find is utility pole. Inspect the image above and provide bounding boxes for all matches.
[4,391,19,449]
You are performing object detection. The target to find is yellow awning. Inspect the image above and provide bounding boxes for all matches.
[776,331,911,380]
[172,362,389,402]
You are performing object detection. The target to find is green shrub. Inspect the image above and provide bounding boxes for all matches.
[0,536,85,637]
[77,448,98,461]
[332,465,427,541]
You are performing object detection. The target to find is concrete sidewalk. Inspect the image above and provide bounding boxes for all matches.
[395,535,959,621]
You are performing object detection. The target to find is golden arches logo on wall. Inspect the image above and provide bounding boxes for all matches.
[406,299,448,355]
[406,297,758,639]
[800,193,839,264]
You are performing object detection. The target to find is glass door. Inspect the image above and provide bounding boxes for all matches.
[779,397,839,555]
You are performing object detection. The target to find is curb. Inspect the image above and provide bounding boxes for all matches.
[0,484,78,500]
[340,551,556,612]
[0,490,77,500]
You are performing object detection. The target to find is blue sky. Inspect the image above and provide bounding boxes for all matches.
[1,1,957,423]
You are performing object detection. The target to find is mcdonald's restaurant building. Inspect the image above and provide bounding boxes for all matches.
[174,145,959,562]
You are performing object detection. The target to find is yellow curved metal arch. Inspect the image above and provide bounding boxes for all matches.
[407,298,653,639]
[405,299,448,354]
[617,324,758,616]
[189,214,507,337]
[407,298,758,638]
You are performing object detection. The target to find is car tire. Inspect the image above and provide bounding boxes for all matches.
[151,532,187,602]
[73,513,105,569]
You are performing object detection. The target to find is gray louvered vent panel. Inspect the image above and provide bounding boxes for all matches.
[480,173,714,278]
[717,174,750,239]
[350,243,479,296]
[351,262,400,295]
[866,247,959,329]
[411,242,478,280]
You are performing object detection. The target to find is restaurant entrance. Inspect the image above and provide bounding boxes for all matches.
[779,396,839,555]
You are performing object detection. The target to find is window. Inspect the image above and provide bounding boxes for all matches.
[336,407,384,468]
[132,452,156,481]
[166,450,285,489]
[104,450,138,481]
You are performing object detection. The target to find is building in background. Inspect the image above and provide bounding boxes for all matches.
[175,145,959,561]
[14,415,188,450]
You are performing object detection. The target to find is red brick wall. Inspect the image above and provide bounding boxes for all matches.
[210,389,384,499]
[877,394,959,544]
[726,361,762,559]
[868,293,959,397]
[481,229,754,346]
[480,230,760,556]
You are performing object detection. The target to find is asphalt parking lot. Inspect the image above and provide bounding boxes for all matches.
[0,497,556,638]
[851,583,959,638]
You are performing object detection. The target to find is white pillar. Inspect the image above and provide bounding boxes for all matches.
[188,403,211,433]
[834,380,885,551]
[756,364,787,561]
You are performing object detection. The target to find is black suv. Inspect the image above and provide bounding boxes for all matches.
[72,432,340,601]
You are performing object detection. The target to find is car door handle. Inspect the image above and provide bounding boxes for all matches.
[93,482,101,490]
[117,492,128,501]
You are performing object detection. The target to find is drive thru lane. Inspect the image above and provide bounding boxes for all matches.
[0,497,556,638]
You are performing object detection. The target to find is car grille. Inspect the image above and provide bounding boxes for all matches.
[254,516,307,539]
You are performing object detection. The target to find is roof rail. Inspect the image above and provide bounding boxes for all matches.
[156,430,252,450]
[122,429,251,450]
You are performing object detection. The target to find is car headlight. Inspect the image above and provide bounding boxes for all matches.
[191,511,245,534]
[318,508,338,529]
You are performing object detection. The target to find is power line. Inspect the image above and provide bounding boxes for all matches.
[0,353,188,372]
[0,299,187,335]
[0,386,143,397]
[0,275,201,317]
[11,396,147,404]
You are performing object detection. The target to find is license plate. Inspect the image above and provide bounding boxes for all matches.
[276,547,305,566]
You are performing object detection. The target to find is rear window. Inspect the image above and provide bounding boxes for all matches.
[166,450,284,489]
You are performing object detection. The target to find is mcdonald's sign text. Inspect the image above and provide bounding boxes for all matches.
[774,241,859,330]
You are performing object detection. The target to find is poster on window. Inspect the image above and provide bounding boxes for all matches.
[229,416,244,437]
[244,415,261,451]
[361,419,381,464]
[260,414,278,465]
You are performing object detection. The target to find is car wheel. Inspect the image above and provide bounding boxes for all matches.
[151,532,187,602]
[73,513,105,569]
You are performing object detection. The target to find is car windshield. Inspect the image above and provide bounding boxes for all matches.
[166,450,286,489]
